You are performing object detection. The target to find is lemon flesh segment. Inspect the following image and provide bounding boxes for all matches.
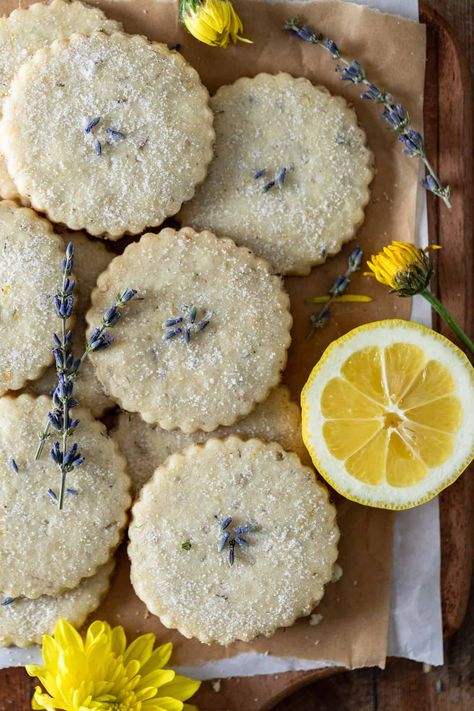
[302,320,474,509]
[400,421,454,468]
[399,359,456,410]
[345,429,388,485]
[405,396,462,433]
[321,377,384,419]
[323,419,382,460]
[384,343,425,402]
[340,346,388,405]
[385,431,427,486]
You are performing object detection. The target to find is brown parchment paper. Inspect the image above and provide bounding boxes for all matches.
[0,0,426,671]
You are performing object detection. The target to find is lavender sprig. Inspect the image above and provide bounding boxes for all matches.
[284,17,451,208]
[39,243,83,509]
[34,247,137,505]
[307,246,363,338]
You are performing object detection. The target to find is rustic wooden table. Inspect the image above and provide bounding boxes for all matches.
[276,2,474,709]
[0,2,472,710]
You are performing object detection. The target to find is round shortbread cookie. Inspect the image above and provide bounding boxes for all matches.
[0,561,114,647]
[28,232,115,416]
[129,437,339,645]
[86,228,292,432]
[0,395,131,599]
[1,31,214,237]
[0,201,67,396]
[112,386,309,492]
[0,0,122,201]
[180,73,374,275]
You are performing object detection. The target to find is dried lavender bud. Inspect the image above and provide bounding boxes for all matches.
[382,103,409,132]
[120,289,138,303]
[221,516,233,530]
[0,597,15,606]
[361,82,391,103]
[263,179,276,192]
[254,168,266,179]
[163,317,183,327]
[48,488,58,502]
[164,327,183,340]
[398,129,425,156]
[348,245,363,271]
[323,38,340,58]
[95,140,102,156]
[283,17,322,44]
[106,128,126,140]
[276,166,288,188]
[218,531,231,552]
[329,275,351,296]
[196,318,210,332]
[8,458,18,473]
[85,116,100,133]
[338,59,365,84]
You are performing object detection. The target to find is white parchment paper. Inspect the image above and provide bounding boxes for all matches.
[0,0,443,674]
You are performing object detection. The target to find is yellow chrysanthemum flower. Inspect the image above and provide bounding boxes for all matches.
[179,0,252,48]
[366,240,439,296]
[26,619,200,711]
[366,241,473,353]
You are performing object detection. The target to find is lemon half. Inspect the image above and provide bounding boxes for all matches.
[301,319,474,509]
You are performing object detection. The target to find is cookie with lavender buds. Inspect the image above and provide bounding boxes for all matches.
[112,386,309,493]
[0,395,130,599]
[0,201,68,396]
[179,72,374,275]
[0,0,122,202]
[129,436,339,645]
[86,228,292,432]
[28,232,115,417]
[1,31,214,237]
[0,561,114,647]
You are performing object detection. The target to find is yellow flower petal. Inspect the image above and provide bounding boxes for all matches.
[84,620,108,648]
[109,625,127,657]
[140,669,175,690]
[308,294,373,304]
[152,697,184,711]
[55,619,84,654]
[123,632,156,665]
[158,675,201,702]
[140,643,173,675]
[181,0,251,48]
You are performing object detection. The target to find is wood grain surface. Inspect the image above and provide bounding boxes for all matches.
[0,1,472,710]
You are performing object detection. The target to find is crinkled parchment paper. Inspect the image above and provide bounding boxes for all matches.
[0,0,432,675]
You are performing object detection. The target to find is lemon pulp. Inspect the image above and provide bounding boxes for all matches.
[321,344,462,487]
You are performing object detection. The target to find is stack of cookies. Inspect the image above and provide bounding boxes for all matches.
[0,0,373,647]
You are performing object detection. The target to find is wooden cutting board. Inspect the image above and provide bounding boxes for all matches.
[0,3,472,710]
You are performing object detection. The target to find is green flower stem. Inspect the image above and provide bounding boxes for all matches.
[422,289,474,354]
